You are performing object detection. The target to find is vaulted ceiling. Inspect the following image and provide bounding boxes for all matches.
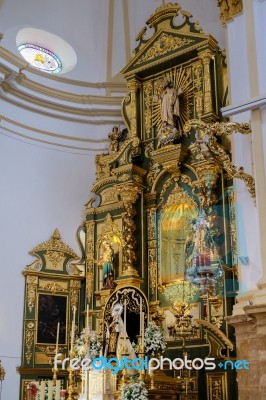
[0,0,225,154]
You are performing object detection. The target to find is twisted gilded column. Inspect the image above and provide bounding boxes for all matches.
[117,183,142,276]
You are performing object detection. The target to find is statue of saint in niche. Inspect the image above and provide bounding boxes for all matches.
[98,240,117,289]
[153,77,183,146]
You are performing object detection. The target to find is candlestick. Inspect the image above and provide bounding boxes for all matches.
[55,322,60,355]
[139,300,142,338]
[85,369,88,397]
[141,312,145,350]
[86,304,89,330]
[70,306,77,354]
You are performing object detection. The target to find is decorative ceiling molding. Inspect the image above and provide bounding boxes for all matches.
[0,46,127,90]
[1,82,122,118]
[0,115,109,144]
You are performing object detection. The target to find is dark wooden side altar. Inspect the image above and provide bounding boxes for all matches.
[18,3,255,400]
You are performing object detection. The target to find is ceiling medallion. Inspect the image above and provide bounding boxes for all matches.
[18,43,62,74]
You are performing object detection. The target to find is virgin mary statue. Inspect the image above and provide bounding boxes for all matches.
[104,303,136,363]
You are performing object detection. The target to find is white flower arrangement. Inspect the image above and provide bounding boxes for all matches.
[119,381,148,400]
[144,321,167,356]
[74,328,102,360]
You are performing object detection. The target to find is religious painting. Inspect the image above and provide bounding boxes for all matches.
[37,294,67,344]
[159,199,198,285]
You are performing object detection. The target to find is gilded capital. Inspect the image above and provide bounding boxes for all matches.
[117,184,142,204]
[198,50,214,64]
[127,80,141,92]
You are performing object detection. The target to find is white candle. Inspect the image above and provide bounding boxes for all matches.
[124,300,127,349]
[55,322,60,356]
[70,306,77,353]
[141,312,145,350]
[55,380,61,400]
[48,380,53,400]
[40,381,45,400]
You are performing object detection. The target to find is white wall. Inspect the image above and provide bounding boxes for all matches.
[223,1,266,304]
[0,134,95,399]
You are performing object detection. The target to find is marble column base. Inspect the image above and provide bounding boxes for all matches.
[227,304,266,400]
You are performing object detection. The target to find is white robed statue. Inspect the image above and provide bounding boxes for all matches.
[104,303,136,365]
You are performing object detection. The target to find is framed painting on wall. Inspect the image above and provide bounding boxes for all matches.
[37,294,67,344]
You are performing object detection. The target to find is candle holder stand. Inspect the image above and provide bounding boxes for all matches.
[121,341,129,385]
[136,335,146,382]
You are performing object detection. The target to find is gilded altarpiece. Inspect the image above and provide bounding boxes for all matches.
[18,230,84,399]
[82,4,248,400]
[19,3,256,400]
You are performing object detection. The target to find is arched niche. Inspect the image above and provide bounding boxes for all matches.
[158,185,198,286]
[103,286,148,347]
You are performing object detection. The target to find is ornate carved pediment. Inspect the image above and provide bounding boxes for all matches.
[27,229,80,273]
[122,4,217,77]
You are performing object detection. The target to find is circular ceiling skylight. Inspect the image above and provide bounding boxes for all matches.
[18,44,62,74]
[16,28,77,75]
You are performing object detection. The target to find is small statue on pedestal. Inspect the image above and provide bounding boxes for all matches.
[108,126,122,153]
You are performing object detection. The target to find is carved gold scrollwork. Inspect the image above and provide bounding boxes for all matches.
[208,137,255,199]
[151,144,188,183]
[25,326,34,364]
[86,221,95,302]
[184,119,255,200]
[147,208,157,294]
[31,229,78,260]
[218,0,243,24]
[26,276,38,313]
[136,33,194,65]
[42,281,68,294]
[97,214,122,246]
[211,316,224,329]
[143,81,153,138]
[46,250,64,268]
[228,187,238,267]
[101,187,118,205]
[193,62,203,118]
[207,373,226,400]
[70,280,81,308]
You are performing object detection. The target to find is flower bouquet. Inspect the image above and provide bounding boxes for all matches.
[119,381,148,400]
[144,321,167,356]
[74,328,102,360]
